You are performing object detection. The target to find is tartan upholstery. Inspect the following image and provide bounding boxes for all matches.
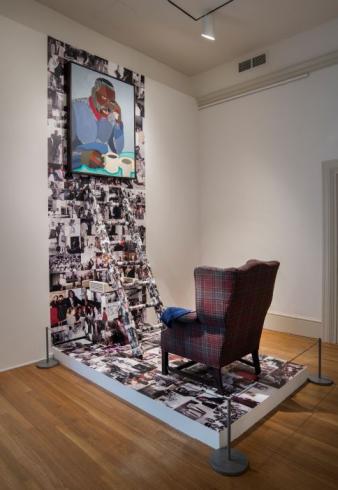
[195,267,236,327]
[161,260,279,369]
[161,321,226,367]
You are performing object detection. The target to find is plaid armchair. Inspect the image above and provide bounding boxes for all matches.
[161,260,280,391]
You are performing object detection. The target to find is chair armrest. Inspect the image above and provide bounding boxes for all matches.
[176,311,198,323]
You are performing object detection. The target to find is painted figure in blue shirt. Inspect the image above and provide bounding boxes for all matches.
[72,77,124,169]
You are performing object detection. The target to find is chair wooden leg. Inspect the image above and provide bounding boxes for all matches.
[162,350,169,375]
[212,368,224,394]
[252,350,261,375]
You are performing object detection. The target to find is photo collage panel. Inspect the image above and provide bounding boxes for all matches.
[48,37,148,349]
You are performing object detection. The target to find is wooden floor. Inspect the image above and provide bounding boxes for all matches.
[0,331,337,490]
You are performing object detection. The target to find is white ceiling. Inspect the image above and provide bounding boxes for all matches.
[37,0,338,75]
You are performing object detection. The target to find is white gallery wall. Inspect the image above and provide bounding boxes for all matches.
[0,15,48,371]
[0,11,198,371]
[145,80,199,309]
[198,64,338,328]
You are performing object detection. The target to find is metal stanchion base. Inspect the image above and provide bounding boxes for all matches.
[308,375,333,386]
[210,448,249,476]
[36,358,59,369]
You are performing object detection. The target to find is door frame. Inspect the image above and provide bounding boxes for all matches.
[322,160,338,343]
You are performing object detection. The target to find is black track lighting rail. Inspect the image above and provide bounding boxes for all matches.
[167,0,235,21]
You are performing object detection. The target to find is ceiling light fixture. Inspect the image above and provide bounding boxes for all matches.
[167,0,235,42]
[201,15,215,41]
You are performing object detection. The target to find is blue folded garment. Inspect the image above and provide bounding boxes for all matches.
[160,307,192,327]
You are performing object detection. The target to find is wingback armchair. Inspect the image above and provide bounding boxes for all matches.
[161,260,280,391]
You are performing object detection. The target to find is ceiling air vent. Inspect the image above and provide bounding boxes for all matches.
[238,59,251,73]
[238,53,267,73]
[252,53,266,67]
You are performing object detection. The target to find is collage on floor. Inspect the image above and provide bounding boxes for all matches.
[56,337,305,432]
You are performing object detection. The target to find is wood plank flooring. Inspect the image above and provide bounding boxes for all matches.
[0,330,337,489]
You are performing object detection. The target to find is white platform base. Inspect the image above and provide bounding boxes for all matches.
[53,348,308,449]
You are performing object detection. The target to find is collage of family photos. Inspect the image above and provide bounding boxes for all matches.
[48,180,152,346]
[57,338,306,432]
[48,36,152,349]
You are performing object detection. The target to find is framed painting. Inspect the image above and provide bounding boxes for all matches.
[68,62,136,178]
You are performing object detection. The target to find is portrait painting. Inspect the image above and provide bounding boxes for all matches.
[68,62,136,178]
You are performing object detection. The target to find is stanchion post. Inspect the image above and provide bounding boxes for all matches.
[227,397,231,461]
[45,326,49,363]
[36,327,59,369]
[308,338,333,386]
[318,337,322,378]
[209,397,249,476]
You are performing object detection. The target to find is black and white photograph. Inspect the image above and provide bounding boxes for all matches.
[258,362,305,388]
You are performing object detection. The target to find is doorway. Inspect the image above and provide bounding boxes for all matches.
[322,160,338,343]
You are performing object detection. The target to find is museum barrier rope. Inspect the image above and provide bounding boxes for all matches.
[283,338,318,364]
[209,337,334,476]
[285,337,333,386]
[36,326,335,479]
[37,196,335,476]
[256,338,333,386]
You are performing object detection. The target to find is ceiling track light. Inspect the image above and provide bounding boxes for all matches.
[202,15,215,41]
[167,0,236,41]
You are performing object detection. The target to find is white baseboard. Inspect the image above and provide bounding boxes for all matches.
[0,357,45,373]
[264,312,322,339]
